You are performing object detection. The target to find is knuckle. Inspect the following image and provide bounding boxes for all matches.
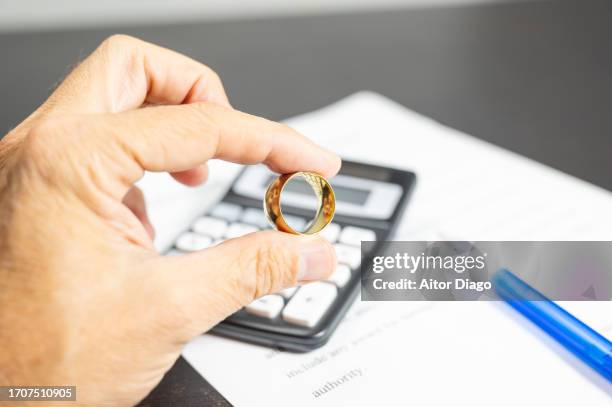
[24,117,70,158]
[16,115,135,200]
[101,34,140,53]
[189,103,221,148]
[272,120,295,137]
[98,35,144,70]
[17,118,71,181]
[272,121,299,144]
[23,117,100,182]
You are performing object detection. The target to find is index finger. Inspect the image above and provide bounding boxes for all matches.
[94,102,341,196]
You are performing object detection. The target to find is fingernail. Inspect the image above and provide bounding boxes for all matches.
[298,238,336,281]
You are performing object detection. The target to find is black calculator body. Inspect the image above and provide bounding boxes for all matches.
[168,160,416,352]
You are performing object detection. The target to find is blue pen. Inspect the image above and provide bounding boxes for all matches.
[492,268,612,382]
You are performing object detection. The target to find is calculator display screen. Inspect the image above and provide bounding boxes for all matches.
[266,176,370,205]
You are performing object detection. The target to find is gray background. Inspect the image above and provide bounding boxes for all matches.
[0,0,610,405]
[1,1,611,192]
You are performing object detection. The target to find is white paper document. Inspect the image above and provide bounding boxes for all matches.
[141,92,612,405]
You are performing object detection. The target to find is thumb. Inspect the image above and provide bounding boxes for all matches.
[152,230,336,340]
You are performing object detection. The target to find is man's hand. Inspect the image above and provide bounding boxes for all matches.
[0,35,339,406]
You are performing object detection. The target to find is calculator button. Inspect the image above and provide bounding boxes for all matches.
[317,222,341,243]
[282,282,337,328]
[209,202,243,222]
[175,232,213,252]
[192,216,228,238]
[225,223,259,239]
[327,264,352,287]
[282,215,307,232]
[334,244,362,269]
[245,295,284,319]
[240,208,270,229]
[339,226,377,246]
[278,286,299,299]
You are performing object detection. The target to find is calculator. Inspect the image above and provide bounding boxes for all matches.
[167,160,416,351]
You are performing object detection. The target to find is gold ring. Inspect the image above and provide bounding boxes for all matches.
[264,172,335,235]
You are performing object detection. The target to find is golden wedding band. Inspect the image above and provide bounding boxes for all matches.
[264,172,335,235]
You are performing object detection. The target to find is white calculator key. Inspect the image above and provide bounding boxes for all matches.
[225,223,259,239]
[209,202,243,222]
[282,282,337,328]
[282,215,307,232]
[240,208,270,229]
[317,222,341,243]
[327,264,352,287]
[192,216,228,238]
[278,286,299,299]
[339,226,377,246]
[334,244,361,269]
[245,295,284,319]
[175,232,213,252]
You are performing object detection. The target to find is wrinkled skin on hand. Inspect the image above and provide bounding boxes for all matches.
[0,35,339,406]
